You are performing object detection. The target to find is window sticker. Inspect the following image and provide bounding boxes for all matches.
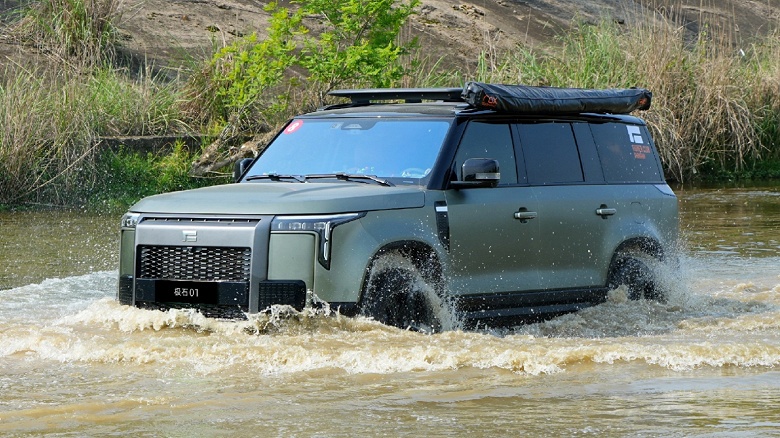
[627,125,644,144]
[632,144,651,159]
[284,120,304,134]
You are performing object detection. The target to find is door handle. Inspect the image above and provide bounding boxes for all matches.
[514,209,537,222]
[595,206,617,217]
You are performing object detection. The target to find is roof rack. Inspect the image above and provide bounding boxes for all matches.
[327,88,464,104]
[324,83,652,115]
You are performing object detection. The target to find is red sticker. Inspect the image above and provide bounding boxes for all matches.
[284,120,304,134]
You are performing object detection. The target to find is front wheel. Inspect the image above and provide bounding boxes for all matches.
[360,255,441,332]
[608,254,665,301]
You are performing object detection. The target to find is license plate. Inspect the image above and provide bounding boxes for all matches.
[156,280,219,304]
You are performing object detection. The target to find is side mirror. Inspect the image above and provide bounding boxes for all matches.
[233,158,254,182]
[449,158,500,189]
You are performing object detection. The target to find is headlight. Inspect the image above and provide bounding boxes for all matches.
[120,212,141,229]
[272,212,365,269]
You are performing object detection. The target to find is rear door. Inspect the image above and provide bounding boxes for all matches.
[516,121,612,290]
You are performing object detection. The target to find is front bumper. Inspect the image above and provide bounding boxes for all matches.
[118,214,309,315]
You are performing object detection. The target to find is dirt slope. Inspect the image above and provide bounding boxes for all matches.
[2,0,779,74]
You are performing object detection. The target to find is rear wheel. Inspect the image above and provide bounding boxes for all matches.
[360,255,440,332]
[608,253,664,301]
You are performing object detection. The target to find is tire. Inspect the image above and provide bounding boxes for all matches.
[360,257,440,332]
[608,254,664,301]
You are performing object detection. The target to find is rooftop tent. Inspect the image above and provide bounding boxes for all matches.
[461,82,652,114]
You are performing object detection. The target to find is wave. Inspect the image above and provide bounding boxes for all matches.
[1,266,778,376]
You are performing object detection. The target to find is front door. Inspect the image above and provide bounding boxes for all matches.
[445,121,543,295]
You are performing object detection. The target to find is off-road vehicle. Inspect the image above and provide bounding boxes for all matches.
[118,82,678,330]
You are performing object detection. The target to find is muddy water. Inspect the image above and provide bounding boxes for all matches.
[1,184,780,436]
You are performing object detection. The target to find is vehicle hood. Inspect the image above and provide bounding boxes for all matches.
[130,182,426,215]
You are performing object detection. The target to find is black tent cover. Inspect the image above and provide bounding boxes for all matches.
[461,82,652,114]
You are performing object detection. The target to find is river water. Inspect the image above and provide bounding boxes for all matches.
[1,184,779,436]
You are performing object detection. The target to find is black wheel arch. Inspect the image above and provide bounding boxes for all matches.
[606,237,668,301]
[610,237,664,264]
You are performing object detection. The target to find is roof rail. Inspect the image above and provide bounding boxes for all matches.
[328,88,464,104]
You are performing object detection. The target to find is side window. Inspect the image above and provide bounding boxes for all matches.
[590,123,663,183]
[453,121,518,185]
[517,122,583,184]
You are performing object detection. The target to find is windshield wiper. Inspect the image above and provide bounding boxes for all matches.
[245,173,305,183]
[305,173,394,187]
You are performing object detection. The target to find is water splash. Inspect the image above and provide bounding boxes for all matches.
[2,255,780,377]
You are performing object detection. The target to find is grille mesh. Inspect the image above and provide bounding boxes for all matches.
[138,246,251,281]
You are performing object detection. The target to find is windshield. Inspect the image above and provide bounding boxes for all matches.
[245,118,452,184]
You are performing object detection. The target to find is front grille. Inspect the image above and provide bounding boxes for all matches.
[138,246,251,281]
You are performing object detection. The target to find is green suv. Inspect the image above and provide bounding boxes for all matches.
[118,83,678,330]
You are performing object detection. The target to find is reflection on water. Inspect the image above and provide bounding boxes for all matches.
[677,183,780,256]
[1,183,779,436]
[0,211,117,290]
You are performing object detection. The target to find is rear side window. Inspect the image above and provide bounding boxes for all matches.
[590,123,663,183]
[517,123,583,184]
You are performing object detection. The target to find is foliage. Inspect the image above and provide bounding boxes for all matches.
[207,6,305,122]
[298,0,418,91]
[184,0,419,134]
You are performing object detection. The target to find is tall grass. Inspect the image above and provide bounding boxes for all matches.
[0,63,185,206]
[9,0,120,66]
[466,15,780,182]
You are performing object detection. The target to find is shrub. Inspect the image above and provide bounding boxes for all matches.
[183,0,419,135]
[89,143,225,212]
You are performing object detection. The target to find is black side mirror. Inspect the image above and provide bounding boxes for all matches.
[233,158,254,182]
[449,158,500,189]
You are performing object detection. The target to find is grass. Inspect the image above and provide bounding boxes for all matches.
[8,0,120,66]
[0,61,188,208]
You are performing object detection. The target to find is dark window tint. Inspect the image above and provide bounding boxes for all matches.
[590,123,663,183]
[454,121,518,185]
[518,123,583,184]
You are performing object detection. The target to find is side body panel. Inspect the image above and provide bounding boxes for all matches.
[444,187,542,294]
